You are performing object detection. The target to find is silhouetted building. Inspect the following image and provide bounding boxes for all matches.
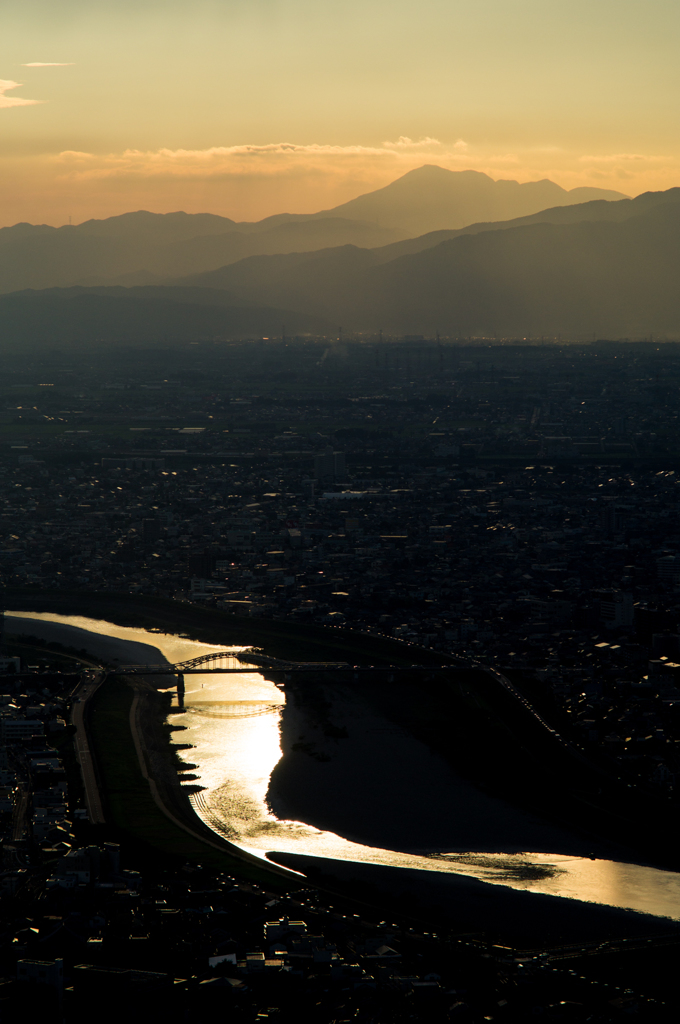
[72,965,174,1019]
[657,554,680,585]
[596,589,634,628]
[600,504,624,534]
[652,632,680,659]
[17,958,63,996]
[314,447,346,481]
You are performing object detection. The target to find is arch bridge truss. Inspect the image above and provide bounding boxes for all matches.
[113,649,452,675]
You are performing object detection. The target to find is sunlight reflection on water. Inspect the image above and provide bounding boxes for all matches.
[13,611,680,921]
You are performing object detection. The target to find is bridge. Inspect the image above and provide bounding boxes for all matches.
[112,650,454,676]
[114,651,261,674]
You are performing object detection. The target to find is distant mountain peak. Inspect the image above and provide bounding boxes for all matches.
[313,164,627,234]
[399,164,488,179]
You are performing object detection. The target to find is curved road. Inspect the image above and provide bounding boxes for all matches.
[71,670,106,824]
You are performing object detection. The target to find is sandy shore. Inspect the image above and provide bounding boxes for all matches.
[268,851,680,946]
[6,613,170,667]
[267,679,627,860]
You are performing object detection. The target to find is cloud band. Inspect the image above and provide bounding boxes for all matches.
[53,137,476,180]
[0,79,42,109]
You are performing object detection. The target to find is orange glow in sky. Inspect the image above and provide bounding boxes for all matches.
[3,1,680,225]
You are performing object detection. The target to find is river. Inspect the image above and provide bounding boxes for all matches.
[10,610,680,923]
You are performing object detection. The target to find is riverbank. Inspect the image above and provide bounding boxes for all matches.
[305,664,680,873]
[267,852,680,949]
[7,610,294,882]
[13,604,680,944]
[267,677,624,859]
[11,590,677,871]
[5,587,442,666]
[127,684,295,880]
[87,672,292,884]
[5,613,170,666]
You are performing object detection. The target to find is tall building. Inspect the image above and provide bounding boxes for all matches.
[314,446,346,482]
[600,505,624,534]
[652,632,680,659]
[17,959,63,996]
[595,589,634,627]
[657,555,680,585]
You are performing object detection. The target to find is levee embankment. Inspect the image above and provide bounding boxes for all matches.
[87,674,291,883]
[128,679,295,879]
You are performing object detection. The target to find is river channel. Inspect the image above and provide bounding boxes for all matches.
[11,611,680,923]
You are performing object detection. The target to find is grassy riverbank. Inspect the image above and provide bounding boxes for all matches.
[87,674,287,883]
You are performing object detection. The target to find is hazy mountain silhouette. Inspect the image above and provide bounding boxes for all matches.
[8,191,680,341]
[0,215,401,294]
[0,287,331,347]
[305,165,628,235]
[173,189,680,337]
[0,166,626,293]
[365,187,680,263]
[181,189,674,288]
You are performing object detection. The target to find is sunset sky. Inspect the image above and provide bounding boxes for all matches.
[2,0,680,226]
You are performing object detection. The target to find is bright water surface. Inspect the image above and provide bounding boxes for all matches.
[12,611,680,921]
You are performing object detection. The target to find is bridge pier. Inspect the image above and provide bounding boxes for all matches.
[177,672,185,709]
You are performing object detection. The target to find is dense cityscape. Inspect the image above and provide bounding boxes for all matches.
[4,342,680,792]
[0,339,679,1018]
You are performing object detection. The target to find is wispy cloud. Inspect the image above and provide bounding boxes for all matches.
[22,62,74,67]
[0,79,42,109]
[579,153,664,164]
[382,136,444,149]
[54,138,475,181]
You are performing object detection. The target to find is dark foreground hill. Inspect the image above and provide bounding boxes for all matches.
[0,288,331,348]
[177,189,680,337]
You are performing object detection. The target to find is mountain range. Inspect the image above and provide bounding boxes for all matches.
[0,166,625,294]
[167,186,680,337]
[6,166,680,341]
[300,165,627,236]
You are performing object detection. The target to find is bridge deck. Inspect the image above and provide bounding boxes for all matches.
[113,663,454,675]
